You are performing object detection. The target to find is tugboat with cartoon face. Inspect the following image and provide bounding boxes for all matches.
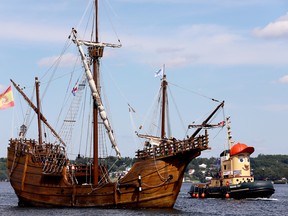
[188,118,275,199]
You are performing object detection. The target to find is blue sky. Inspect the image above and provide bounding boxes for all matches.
[1,0,288,159]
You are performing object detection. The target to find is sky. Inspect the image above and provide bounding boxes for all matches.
[1,0,288,159]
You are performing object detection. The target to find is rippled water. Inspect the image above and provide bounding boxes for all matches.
[1,182,287,216]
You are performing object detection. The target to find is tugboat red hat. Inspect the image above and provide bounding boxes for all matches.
[230,143,254,156]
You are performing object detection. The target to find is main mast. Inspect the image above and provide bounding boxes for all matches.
[92,0,100,185]
[71,1,121,185]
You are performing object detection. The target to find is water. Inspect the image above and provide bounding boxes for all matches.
[0,182,287,216]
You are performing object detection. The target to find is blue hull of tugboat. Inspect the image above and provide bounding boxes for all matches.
[188,181,275,199]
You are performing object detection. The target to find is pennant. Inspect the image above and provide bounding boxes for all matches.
[218,121,225,127]
[0,86,15,110]
[154,66,164,78]
[71,82,78,96]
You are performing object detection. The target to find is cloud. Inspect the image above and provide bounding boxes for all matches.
[277,75,288,84]
[38,53,78,67]
[2,3,288,69]
[117,0,272,6]
[253,14,288,39]
[0,20,70,43]
[121,23,288,67]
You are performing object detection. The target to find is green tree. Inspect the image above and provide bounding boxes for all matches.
[0,158,8,181]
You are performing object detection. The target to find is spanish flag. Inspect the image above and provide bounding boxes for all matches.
[0,86,15,110]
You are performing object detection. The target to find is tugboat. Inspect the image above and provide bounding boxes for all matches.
[188,117,275,199]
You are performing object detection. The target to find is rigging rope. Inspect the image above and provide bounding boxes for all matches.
[151,89,162,136]
[16,37,74,145]
[89,158,120,193]
[24,87,36,137]
[166,98,172,137]
[101,64,117,158]
[78,86,88,156]
[100,62,144,149]
[54,58,82,131]
[168,87,186,135]
[168,81,221,103]
[102,0,122,43]
[128,104,143,149]
[76,0,93,33]
[40,38,73,92]
[77,0,121,45]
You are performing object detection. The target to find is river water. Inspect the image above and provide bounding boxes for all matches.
[0,182,287,216]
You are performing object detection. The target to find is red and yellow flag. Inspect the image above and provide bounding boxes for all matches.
[0,86,15,110]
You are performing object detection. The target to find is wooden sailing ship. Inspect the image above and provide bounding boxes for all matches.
[7,0,225,208]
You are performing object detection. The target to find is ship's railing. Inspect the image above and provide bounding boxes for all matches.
[135,134,209,159]
[42,145,67,174]
[8,138,67,174]
[9,138,37,156]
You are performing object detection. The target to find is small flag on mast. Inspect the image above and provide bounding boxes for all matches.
[154,64,165,78]
[71,81,78,96]
[218,121,225,127]
[0,86,15,110]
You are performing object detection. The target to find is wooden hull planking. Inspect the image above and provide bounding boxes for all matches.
[8,138,204,208]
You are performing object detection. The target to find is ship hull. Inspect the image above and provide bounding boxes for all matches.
[7,138,206,208]
[188,181,275,199]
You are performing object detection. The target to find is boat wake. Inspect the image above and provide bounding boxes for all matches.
[246,197,278,201]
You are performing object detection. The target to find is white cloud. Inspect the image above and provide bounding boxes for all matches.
[121,23,288,67]
[2,3,288,70]
[38,53,78,67]
[0,20,70,43]
[253,14,288,39]
[16,19,288,69]
[277,75,288,84]
[118,0,273,6]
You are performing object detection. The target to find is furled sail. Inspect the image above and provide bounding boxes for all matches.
[71,29,121,158]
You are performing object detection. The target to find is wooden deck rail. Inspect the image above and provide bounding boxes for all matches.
[135,134,209,159]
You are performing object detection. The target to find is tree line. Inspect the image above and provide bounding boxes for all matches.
[184,154,288,182]
[1,154,288,182]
